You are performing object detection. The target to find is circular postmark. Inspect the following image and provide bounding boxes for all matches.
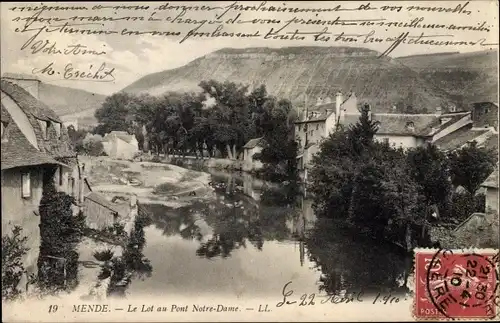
[425,249,499,319]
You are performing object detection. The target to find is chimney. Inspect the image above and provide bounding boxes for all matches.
[2,73,41,99]
[435,106,442,115]
[336,91,343,123]
[130,194,137,208]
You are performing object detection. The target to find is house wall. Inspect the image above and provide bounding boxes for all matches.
[304,143,321,169]
[375,134,424,148]
[110,138,139,160]
[342,94,358,114]
[295,120,326,149]
[485,187,499,213]
[472,102,498,129]
[1,167,44,273]
[243,146,263,171]
[83,199,117,230]
[324,112,337,137]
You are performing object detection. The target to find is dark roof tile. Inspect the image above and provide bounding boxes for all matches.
[1,117,66,170]
[433,126,490,151]
[1,78,75,159]
[343,113,438,136]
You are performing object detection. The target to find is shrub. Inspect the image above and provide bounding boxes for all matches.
[2,226,29,301]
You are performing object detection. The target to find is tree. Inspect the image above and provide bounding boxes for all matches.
[447,141,497,194]
[94,93,138,135]
[309,104,427,248]
[406,144,451,214]
[347,103,379,154]
[82,134,105,156]
[255,97,298,181]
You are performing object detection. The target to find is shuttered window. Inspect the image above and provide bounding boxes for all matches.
[21,172,31,198]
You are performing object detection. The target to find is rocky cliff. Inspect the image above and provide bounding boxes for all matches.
[122,46,457,113]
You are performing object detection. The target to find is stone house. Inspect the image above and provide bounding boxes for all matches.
[242,137,265,171]
[102,131,139,160]
[83,192,137,234]
[471,102,498,130]
[1,75,84,285]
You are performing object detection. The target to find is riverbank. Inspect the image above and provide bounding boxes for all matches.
[80,156,215,208]
[141,153,264,173]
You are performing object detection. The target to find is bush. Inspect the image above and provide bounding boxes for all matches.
[447,191,486,224]
[153,182,179,195]
[2,226,29,301]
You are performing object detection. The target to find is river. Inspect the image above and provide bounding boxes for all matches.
[128,169,413,298]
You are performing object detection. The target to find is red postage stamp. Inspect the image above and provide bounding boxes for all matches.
[413,248,499,320]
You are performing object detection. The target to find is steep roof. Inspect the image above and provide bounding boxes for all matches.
[84,192,128,215]
[1,102,11,123]
[103,131,136,144]
[1,111,66,170]
[1,79,60,122]
[481,167,498,189]
[342,113,438,136]
[433,126,490,151]
[1,78,76,162]
[243,137,264,149]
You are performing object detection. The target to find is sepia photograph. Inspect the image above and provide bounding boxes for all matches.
[1,1,499,321]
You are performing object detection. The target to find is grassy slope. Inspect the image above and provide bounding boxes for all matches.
[38,83,106,126]
[396,50,498,107]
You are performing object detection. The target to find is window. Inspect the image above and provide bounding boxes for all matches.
[53,122,61,139]
[59,166,64,186]
[316,124,319,130]
[21,172,31,198]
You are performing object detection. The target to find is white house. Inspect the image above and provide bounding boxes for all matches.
[102,131,139,160]
[242,137,265,171]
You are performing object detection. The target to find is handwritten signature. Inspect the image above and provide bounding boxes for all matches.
[26,39,106,56]
[276,281,402,308]
[32,62,115,82]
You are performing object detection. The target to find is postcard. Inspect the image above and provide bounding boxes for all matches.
[1,1,499,322]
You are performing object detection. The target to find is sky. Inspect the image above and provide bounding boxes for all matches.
[1,1,498,95]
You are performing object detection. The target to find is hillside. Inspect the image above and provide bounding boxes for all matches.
[121,46,457,113]
[396,50,498,106]
[38,83,106,125]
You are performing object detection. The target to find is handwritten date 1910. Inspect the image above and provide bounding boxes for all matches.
[276,281,400,308]
[32,62,115,82]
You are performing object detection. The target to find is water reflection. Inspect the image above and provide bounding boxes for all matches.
[139,169,411,297]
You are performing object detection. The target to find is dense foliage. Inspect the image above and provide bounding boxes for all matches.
[68,126,105,156]
[93,81,298,178]
[447,141,497,194]
[2,226,29,301]
[37,174,85,292]
[308,104,497,249]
